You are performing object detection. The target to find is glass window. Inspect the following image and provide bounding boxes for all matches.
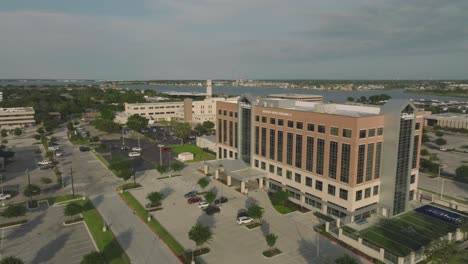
[278,119,284,126]
[410,174,416,184]
[261,162,266,170]
[306,137,314,172]
[357,145,365,184]
[254,160,259,167]
[305,177,312,187]
[229,111,233,117]
[318,125,326,133]
[286,170,292,180]
[295,134,303,168]
[359,129,367,138]
[286,133,293,165]
[229,151,233,158]
[255,115,260,122]
[328,185,336,196]
[374,142,382,179]
[223,110,227,116]
[254,126,259,155]
[316,139,325,175]
[365,188,371,198]
[307,123,315,131]
[373,185,379,195]
[331,127,339,136]
[339,189,348,200]
[269,129,275,160]
[218,110,222,115]
[356,190,362,201]
[295,173,301,183]
[270,118,276,125]
[261,127,267,157]
[296,122,303,130]
[261,116,267,123]
[342,129,352,138]
[366,143,374,181]
[340,143,351,183]
[277,131,283,162]
[415,122,421,130]
[316,180,323,191]
[368,128,375,137]
[235,112,238,118]
[409,190,415,201]
[328,141,338,179]
[269,164,275,173]
[287,120,294,128]
[277,167,283,176]
[377,127,383,136]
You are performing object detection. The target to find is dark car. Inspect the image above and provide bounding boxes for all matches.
[204,205,221,215]
[79,146,90,152]
[188,197,202,204]
[184,191,198,198]
[214,196,228,205]
[120,145,130,151]
[39,164,54,170]
[145,202,161,209]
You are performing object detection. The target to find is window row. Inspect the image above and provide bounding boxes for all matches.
[218,110,238,118]
[355,186,379,201]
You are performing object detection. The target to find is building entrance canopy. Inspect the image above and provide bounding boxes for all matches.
[204,159,266,182]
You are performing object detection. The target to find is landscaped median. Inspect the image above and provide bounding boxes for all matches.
[119,191,191,263]
[46,194,84,206]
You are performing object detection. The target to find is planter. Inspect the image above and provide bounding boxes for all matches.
[262,248,282,258]
[0,219,28,229]
[245,222,262,229]
[63,217,84,226]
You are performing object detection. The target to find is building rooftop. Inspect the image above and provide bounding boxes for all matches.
[424,113,468,121]
[0,107,34,113]
[268,93,323,98]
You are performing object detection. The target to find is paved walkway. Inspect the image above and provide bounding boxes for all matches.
[90,193,180,264]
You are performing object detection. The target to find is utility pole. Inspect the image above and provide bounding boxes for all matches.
[26,169,32,204]
[133,170,136,186]
[71,166,75,198]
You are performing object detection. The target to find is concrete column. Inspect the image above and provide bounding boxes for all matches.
[448,232,453,241]
[322,204,328,214]
[227,175,231,186]
[338,228,343,239]
[203,165,208,175]
[410,252,415,264]
[336,218,341,228]
[258,178,263,189]
[358,237,363,245]
[350,215,355,223]
[214,169,219,180]
[379,248,385,261]
[398,257,404,264]
[325,222,330,232]
[455,228,463,241]
[240,181,246,193]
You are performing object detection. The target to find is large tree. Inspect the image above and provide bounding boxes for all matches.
[0,256,24,264]
[188,223,213,252]
[424,240,458,264]
[455,165,468,183]
[194,124,207,135]
[126,114,148,132]
[202,121,215,133]
[204,191,216,204]
[174,122,192,144]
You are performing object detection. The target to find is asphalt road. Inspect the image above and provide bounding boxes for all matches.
[418,172,468,201]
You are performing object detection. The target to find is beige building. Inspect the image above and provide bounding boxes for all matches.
[268,93,323,102]
[213,96,423,220]
[424,113,468,129]
[0,107,35,129]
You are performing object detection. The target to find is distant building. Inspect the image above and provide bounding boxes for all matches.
[268,94,323,103]
[206,80,212,99]
[424,113,468,129]
[0,107,35,129]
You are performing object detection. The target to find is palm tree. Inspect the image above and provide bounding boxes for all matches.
[64,202,82,221]
[0,256,24,264]
[146,192,163,206]
[188,223,213,253]
[247,203,265,223]
[204,191,216,204]
[266,233,277,250]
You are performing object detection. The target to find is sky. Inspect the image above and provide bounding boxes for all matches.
[0,0,467,80]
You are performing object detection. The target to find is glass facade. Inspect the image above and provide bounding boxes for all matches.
[412,135,419,169]
[286,133,293,165]
[229,121,233,146]
[235,122,238,148]
[277,131,283,162]
[366,143,374,181]
[340,143,351,183]
[223,120,227,143]
[328,141,338,179]
[218,119,222,143]
[295,134,303,168]
[374,142,382,179]
[240,102,251,164]
[261,127,267,157]
[269,129,275,160]
[316,139,325,175]
[254,126,259,155]
[306,136,314,172]
[357,144,366,184]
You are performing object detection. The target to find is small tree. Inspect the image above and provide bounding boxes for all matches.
[146,192,163,206]
[420,149,429,156]
[1,205,27,218]
[198,178,209,190]
[34,134,42,140]
[13,128,22,136]
[435,131,444,137]
[335,254,359,264]
[194,124,207,135]
[202,121,215,133]
[266,233,277,249]
[156,165,167,174]
[188,223,213,252]
[422,133,430,143]
[80,252,105,264]
[247,203,265,223]
[171,162,183,172]
[67,122,75,131]
[424,240,458,264]
[126,114,149,132]
[0,256,24,264]
[23,184,41,197]
[204,191,216,204]
[174,122,192,145]
[0,129,8,138]
[435,138,447,146]
[64,202,82,220]
[347,96,354,102]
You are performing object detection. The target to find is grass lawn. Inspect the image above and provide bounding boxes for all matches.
[119,192,188,263]
[46,194,83,205]
[169,144,215,162]
[274,205,294,214]
[357,211,457,257]
[79,200,130,264]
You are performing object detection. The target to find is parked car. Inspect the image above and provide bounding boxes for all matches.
[0,193,12,201]
[55,152,63,157]
[237,216,254,225]
[204,205,221,215]
[37,160,52,166]
[145,202,161,209]
[120,145,130,151]
[131,147,142,152]
[39,164,54,170]
[439,147,448,151]
[128,152,141,157]
[48,146,60,151]
[184,191,198,198]
[188,197,202,204]
[198,201,209,209]
[79,146,90,152]
[214,196,228,205]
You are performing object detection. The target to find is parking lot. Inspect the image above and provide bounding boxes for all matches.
[129,163,368,264]
[1,202,96,264]
[424,132,468,175]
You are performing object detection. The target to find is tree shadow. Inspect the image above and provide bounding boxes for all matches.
[297,238,318,264]
[115,228,133,251]
[6,211,46,239]
[261,220,270,238]
[160,186,174,198]
[197,212,217,228]
[31,233,70,264]
[90,194,104,209]
[245,196,258,208]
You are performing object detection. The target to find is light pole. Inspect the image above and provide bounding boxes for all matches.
[316,231,320,257]
[158,144,164,167]
[438,164,446,199]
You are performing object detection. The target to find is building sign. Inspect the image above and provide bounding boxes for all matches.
[262,110,292,117]
[401,113,414,120]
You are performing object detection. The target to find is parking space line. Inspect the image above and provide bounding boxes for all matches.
[66,240,93,248]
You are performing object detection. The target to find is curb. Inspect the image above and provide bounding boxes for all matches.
[84,219,100,252]
[0,220,28,229]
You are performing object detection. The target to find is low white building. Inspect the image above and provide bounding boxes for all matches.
[178,152,194,161]
[0,107,35,129]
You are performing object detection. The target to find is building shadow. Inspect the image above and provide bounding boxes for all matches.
[31,233,70,264]
[197,212,217,228]
[160,186,175,198]
[297,238,319,264]
[6,211,46,239]
[261,220,270,238]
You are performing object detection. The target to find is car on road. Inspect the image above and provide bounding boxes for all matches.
[214,196,228,205]
[39,164,54,170]
[37,160,52,166]
[188,197,202,204]
[128,152,141,157]
[79,146,90,152]
[55,152,63,157]
[198,201,209,209]
[236,216,254,225]
[131,147,142,152]
[0,193,12,200]
[145,202,162,209]
[204,205,221,215]
[184,191,198,198]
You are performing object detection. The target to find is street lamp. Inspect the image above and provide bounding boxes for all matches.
[158,144,164,166]
[438,164,446,199]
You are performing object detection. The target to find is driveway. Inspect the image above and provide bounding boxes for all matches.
[1,202,96,264]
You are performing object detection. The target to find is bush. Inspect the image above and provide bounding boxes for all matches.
[109,158,132,180]
[1,205,27,218]
[435,131,444,137]
[34,134,42,140]
[198,178,209,189]
[156,165,167,174]
[435,137,447,146]
[23,184,41,197]
[80,251,104,264]
[420,149,429,156]
[40,177,52,184]
[455,165,468,183]
[0,256,24,264]
[171,162,183,172]
[13,128,22,136]
[0,129,7,138]
[1,139,7,144]
[270,191,289,206]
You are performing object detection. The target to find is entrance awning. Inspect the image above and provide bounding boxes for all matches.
[204,159,267,182]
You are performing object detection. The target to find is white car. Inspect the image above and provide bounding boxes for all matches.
[237,216,254,225]
[55,152,63,157]
[48,146,60,151]
[198,201,209,209]
[0,193,11,200]
[37,160,52,166]
[128,152,141,157]
[439,147,448,151]
[131,147,142,152]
